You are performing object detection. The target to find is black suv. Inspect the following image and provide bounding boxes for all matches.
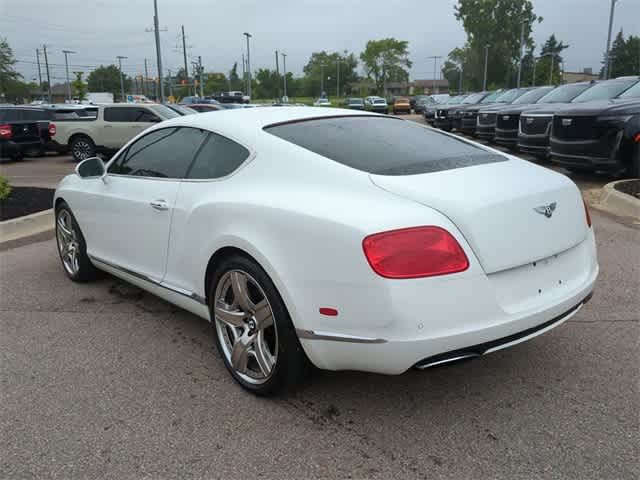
[0,106,54,160]
[518,77,638,158]
[549,80,640,175]
[434,92,492,131]
[476,86,554,142]
[458,88,529,136]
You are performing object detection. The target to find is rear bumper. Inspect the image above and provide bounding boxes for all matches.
[0,139,43,158]
[299,234,598,374]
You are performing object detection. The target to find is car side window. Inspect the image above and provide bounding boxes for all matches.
[108,127,207,179]
[186,132,250,179]
[104,107,135,122]
[134,108,160,123]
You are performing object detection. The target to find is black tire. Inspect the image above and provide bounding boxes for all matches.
[630,142,640,178]
[209,254,309,395]
[69,135,96,162]
[55,202,100,282]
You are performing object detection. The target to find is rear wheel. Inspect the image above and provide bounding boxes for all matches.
[55,203,100,282]
[70,135,96,162]
[209,255,308,395]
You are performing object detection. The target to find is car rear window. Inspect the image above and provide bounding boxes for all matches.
[264,116,505,175]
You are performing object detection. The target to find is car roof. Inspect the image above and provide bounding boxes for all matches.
[157,107,379,144]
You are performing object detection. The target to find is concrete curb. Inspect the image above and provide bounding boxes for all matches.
[0,209,54,244]
[598,181,640,221]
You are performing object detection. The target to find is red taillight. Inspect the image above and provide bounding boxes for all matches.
[362,226,469,279]
[0,124,11,139]
[48,123,56,136]
[583,199,592,228]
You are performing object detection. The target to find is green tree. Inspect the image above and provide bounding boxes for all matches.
[601,30,640,78]
[360,38,412,94]
[533,34,568,85]
[204,72,228,95]
[71,71,88,101]
[254,68,280,99]
[0,37,22,102]
[446,0,541,90]
[87,64,131,101]
[302,50,359,97]
[229,62,242,91]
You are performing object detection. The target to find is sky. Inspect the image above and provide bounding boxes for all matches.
[2,0,639,86]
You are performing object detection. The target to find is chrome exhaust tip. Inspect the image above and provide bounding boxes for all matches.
[414,352,481,370]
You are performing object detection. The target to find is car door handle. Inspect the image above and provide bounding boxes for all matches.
[149,200,169,211]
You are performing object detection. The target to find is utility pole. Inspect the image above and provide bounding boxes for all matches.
[62,50,75,102]
[167,69,173,97]
[459,64,463,93]
[117,56,127,102]
[281,52,287,101]
[604,0,618,79]
[549,52,555,85]
[153,0,164,102]
[181,25,190,95]
[42,45,52,103]
[198,56,204,97]
[517,21,526,87]
[336,57,342,99]
[482,45,490,91]
[241,52,246,93]
[275,50,280,101]
[144,58,149,98]
[320,63,326,96]
[243,32,252,99]
[427,56,442,93]
[35,49,43,98]
[532,58,537,86]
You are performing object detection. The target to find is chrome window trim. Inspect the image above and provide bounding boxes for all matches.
[89,255,206,305]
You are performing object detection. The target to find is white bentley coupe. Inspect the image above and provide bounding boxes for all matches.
[54,107,598,395]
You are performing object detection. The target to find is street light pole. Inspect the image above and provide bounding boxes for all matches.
[281,52,287,101]
[243,32,252,99]
[459,64,463,92]
[482,45,490,90]
[320,63,326,96]
[516,21,526,88]
[62,50,75,102]
[152,0,164,102]
[549,52,555,84]
[117,56,127,102]
[604,0,618,79]
[42,44,52,103]
[427,55,442,93]
[336,57,342,99]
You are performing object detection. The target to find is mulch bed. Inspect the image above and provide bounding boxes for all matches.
[0,187,55,221]
[613,179,640,200]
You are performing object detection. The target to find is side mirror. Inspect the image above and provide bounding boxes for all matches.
[75,156,106,180]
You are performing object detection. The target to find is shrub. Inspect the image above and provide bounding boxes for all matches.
[0,176,12,201]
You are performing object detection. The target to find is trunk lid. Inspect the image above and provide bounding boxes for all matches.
[370,158,588,274]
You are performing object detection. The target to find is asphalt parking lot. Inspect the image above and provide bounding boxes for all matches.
[1,121,639,479]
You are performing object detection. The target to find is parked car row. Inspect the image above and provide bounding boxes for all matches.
[426,77,640,177]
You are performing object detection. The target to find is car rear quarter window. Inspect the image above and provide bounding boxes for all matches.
[186,132,250,179]
[104,107,136,122]
[108,127,207,178]
[21,109,51,121]
[265,116,505,175]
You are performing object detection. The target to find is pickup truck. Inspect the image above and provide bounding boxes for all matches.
[0,106,54,161]
[51,103,179,161]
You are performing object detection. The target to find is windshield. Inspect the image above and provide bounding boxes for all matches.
[512,87,554,104]
[618,81,640,98]
[348,99,363,104]
[536,83,591,103]
[373,99,387,104]
[480,91,502,103]
[149,104,181,119]
[572,79,639,103]
[494,89,525,103]
[448,96,466,104]
[462,93,485,104]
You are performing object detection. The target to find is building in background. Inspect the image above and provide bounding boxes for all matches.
[562,68,599,84]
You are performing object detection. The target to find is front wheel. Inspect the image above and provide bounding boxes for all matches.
[209,255,308,395]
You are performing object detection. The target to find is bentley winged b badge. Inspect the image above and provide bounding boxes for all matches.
[534,202,557,218]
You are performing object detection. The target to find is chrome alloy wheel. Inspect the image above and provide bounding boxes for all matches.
[72,140,92,160]
[213,270,278,384]
[56,210,80,276]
